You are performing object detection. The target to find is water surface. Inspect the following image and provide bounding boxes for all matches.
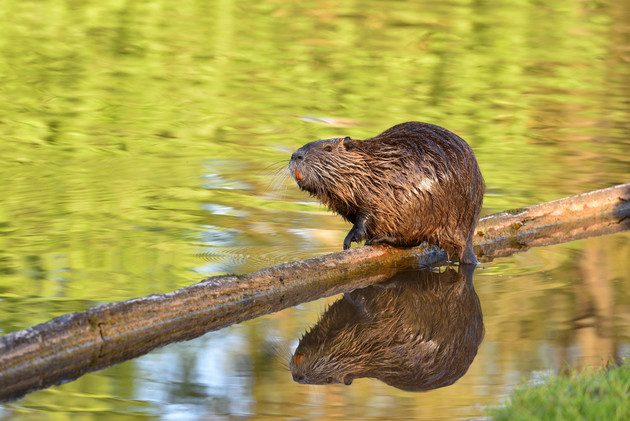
[1,0,629,419]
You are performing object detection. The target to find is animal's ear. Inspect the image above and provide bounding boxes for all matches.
[343,373,354,385]
[342,136,356,151]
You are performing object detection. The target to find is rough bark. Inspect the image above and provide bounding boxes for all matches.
[475,182,630,258]
[0,183,628,401]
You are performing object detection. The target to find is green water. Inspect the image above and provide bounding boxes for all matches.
[1,0,629,419]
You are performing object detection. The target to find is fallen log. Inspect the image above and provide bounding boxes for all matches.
[475,182,630,258]
[0,183,628,401]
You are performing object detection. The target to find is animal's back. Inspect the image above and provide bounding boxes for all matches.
[353,122,484,261]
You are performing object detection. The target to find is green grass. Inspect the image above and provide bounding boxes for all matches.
[491,364,630,421]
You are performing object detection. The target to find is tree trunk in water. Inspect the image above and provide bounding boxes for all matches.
[0,182,628,401]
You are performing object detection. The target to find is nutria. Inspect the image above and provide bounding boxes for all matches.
[289,121,484,264]
[290,265,484,391]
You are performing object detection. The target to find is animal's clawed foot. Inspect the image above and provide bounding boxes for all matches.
[343,219,367,250]
[459,241,479,265]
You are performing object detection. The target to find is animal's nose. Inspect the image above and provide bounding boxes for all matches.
[291,152,303,161]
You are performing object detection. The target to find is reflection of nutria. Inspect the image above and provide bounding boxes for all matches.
[289,121,484,264]
[290,265,483,391]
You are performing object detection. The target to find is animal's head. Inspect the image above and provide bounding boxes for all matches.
[288,137,362,197]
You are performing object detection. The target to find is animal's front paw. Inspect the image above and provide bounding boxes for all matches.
[343,223,367,250]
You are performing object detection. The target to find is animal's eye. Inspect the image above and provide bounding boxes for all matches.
[324,145,333,152]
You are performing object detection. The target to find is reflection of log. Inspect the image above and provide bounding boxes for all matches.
[1,183,629,401]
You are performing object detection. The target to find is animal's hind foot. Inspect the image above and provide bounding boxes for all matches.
[459,241,479,265]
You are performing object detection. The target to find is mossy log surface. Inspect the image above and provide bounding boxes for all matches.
[1,183,628,401]
[474,182,630,258]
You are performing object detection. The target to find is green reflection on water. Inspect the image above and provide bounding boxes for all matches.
[0,0,629,418]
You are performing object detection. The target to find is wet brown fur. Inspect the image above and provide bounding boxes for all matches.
[289,121,485,263]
